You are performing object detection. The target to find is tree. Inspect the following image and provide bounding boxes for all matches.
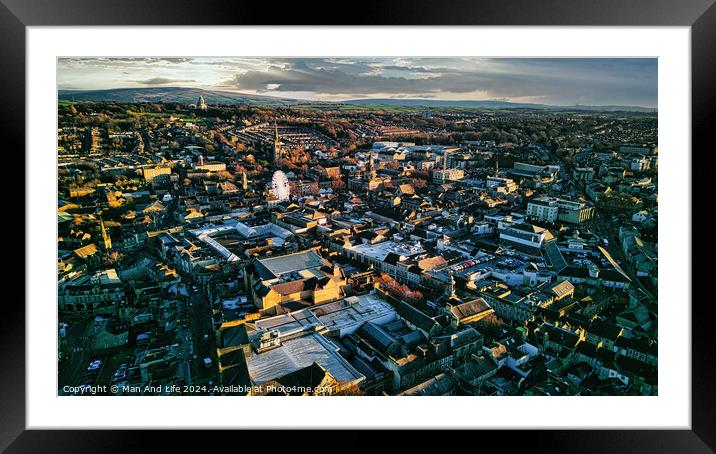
[411,170,431,181]
[103,251,122,266]
[411,178,427,189]
[375,273,424,304]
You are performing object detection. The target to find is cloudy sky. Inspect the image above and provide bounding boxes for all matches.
[58,57,657,107]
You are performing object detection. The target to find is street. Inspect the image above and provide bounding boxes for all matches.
[58,318,91,391]
[591,210,655,300]
[186,285,217,387]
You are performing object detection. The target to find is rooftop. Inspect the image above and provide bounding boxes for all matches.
[254,293,397,338]
[347,240,425,262]
[245,332,364,386]
[255,249,328,280]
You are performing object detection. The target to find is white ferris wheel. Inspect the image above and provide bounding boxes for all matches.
[272,170,290,201]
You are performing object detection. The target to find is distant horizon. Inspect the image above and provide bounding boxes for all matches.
[58,86,658,110]
[58,57,658,108]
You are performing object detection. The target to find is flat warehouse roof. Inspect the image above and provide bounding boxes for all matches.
[246,333,364,386]
[254,293,397,336]
[256,249,327,278]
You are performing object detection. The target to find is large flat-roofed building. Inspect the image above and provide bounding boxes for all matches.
[142,166,171,183]
[245,249,345,310]
[619,143,657,155]
[252,249,327,278]
[498,220,554,253]
[527,198,559,222]
[245,330,365,391]
[508,162,560,185]
[527,196,595,224]
[342,240,425,276]
[235,219,293,250]
[254,292,397,338]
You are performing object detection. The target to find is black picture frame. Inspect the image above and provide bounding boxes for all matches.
[3,0,712,450]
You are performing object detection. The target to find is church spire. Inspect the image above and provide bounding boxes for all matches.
[100,216,112,251]
[445,273,456,299]
[273,121,281,163]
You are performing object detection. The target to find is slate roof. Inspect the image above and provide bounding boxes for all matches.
[358,322,396,353]
[560,265,591,279]
[220,324,249,349]
[587,320,622,341]
[400,372,455,396]
[456,355,498,381]
[219,350,252,389]
[397,302,440,334]
[450,298,494,320]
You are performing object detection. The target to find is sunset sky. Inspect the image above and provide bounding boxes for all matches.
[58,57,658,107]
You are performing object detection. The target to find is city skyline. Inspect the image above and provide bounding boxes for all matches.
[58,57,658,107]
[57,56,658,398]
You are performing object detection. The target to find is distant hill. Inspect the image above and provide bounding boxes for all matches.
[341,98,656,113]
[58,87,303,105]
[342,98,547,109]
[58,87,656,113]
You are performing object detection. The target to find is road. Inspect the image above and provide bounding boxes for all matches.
[547,148,655,302]
[186,285,217,388]
[591,210,655,300]
[94,349,132,392]
[58,319,91,391]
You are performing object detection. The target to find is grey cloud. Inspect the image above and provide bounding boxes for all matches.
[230,57,656,106]
[136,77,196,85]
[61,57,192,65]
[57,57,658,107]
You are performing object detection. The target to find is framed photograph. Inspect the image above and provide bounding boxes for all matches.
[5,0,712,449]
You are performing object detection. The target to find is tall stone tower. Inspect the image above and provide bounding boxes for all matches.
[198,95,208,111]
[100,216,112,251]
[369,151,377,180]
[444,273,456,299]
[273,122,282,163]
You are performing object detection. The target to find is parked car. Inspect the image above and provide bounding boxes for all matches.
[113,364,128,381]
